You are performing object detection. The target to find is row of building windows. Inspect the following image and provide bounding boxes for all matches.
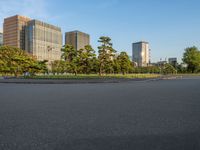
[28,27,62,44]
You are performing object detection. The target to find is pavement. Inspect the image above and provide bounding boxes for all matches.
[0,76,200,150]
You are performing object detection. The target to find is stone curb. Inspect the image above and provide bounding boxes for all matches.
[0,78,160,84]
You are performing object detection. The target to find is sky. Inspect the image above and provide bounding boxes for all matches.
[0,0,200,62]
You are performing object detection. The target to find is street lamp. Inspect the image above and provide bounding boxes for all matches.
[47,46,54,73]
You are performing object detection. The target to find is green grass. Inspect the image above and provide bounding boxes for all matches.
[177,73,200,76]
[4,73,200,79]
[26,74,161,79]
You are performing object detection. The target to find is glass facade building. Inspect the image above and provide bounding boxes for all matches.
[3,15,30,49]
[65,30,90,50]
[3,15,62,68]
[25,20,62,64]
[132,41,150,67]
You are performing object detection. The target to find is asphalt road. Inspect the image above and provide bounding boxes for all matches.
[0,77,200,150]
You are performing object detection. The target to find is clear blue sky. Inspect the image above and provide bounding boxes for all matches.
[0,0,200,62]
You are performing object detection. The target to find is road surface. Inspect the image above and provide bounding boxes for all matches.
[0,77,200,150]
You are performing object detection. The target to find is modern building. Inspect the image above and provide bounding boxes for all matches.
[3,15,30,50]
[156,61,168,66]
[3,15,62,67]
[65,30,90,50]
[25,20,62,65]
[132,41,150,67]
[168,58,178,67]
[0,32,3,46]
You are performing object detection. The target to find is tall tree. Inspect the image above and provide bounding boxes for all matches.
[90,57,99,74]
[61,45,77,62]
[182,46,200,73]
[117,52,133,75]
[113,57,121,74]
[61,45,78,75]
[77,45,96,74]
[98,36,116,75]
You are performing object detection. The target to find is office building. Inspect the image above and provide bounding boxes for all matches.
[65,30,90,50]
[3,15,62,67]
[168,58,178,67]
[25,20,62,64]
[0,32,3,46]
[156,61,167,66]
[3,15,30,49]
[132,41,150,67]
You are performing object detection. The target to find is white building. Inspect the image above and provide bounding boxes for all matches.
[132,41,150,67]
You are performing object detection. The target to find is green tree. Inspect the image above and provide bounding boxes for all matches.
[98,36,116,75]
[70,58,78,75]
[77,45,96,74]
[61,45,77,62]
[61,45,78,75]
[162,63,177,75]
[27,60,48,76]
[51,60,61,75]
[51,60,67,75]
[177,63,187,73]
[37,60,48,74]
[182,46,200,73]
[90,57,99,74]
[117,52,133,75]
[0,46,45,76]
[113,58,121,74]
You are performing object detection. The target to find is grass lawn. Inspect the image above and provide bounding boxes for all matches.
[178,73,200,76]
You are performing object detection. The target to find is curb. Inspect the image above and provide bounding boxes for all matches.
[0,78,158,84]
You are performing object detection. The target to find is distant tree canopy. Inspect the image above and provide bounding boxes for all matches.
[162,63,177,74]
[182,46,200,73]
[52,36,181,75]
[58,37,135,75]
[0,46,47,76]
[48,44,200,75]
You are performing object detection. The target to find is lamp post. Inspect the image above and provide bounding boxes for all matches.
[47,46,53,74]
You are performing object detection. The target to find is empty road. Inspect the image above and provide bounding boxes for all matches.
[0,77,200,150]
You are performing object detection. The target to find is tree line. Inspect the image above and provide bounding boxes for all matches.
[0,36,200,77]
[0,46,47,76]
[51,36,133,75]
[51,36,179,75]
